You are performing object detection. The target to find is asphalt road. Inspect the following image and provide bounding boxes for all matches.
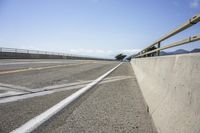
[0,59,156,133]
[0,59,118,89]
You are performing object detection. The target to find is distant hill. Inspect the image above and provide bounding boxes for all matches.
[160,48,200,56]
[160,51,169,55]
[132,48,200,58]
[169,49,189,55]
[191,48,200,53]
[160,49,189,55]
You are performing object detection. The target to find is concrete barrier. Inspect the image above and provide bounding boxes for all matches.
[131,53,200,133]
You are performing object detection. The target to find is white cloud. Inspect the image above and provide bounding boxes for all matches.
[68,48,141,58]
[121,49,141,54]
[190,0,200,8]
[68,49,113,58]
[69,49,112,55]
[19,45,39,50]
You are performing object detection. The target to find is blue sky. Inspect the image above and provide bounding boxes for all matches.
[0,0,199,58]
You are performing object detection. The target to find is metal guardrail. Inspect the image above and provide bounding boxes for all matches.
[0,47,112,60]
[0,47,60,55]
[0,47,72,56]
[135,13,200,58]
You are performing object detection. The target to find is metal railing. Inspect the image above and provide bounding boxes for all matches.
[0,47,74,56]
[135,13,200,58]
[0,47,112,60]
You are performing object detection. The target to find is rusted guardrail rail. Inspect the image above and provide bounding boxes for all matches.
[135,13,200,58]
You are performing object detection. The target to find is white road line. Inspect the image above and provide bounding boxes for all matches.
[31,80,92,92]
[31,75,129,92]
[0,91,25,98]
[11,63,122,133]
[0,62,76,65]
[0,85,29,98]
[0,60,89,65]
[0,62,90,75]
[0,75,130,104]
[0,85,83,104]
[0,91,54,104]
[0,83,33,92]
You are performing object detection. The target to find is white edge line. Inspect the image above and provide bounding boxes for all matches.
[11,62,122,133]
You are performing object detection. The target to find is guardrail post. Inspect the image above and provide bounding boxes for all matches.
[157,42,160,56]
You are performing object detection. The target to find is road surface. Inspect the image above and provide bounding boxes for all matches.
[0,59,156,133]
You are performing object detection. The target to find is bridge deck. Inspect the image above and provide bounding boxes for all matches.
[36,63,156,133]
[0,60,156,133]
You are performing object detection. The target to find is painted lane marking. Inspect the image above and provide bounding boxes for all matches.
[0,75,130,104]
[0,75,128,97]
[0,84,83,104]
[11,63,122,133]
[0,91,54,104]
[0,91,25,98]
[0,86,29,98]
[0,83,33,92]
[0,62,89,75]
[0,59,92,65]
[31,75,129,92]
[0,61,82,65]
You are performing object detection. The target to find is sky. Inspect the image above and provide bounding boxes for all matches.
[0,0,199,58]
